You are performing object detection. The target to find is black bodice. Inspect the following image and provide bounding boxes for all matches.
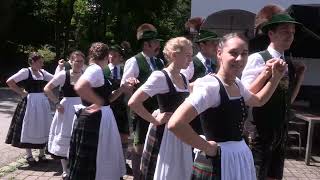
[200,76,247,142]
[23,68,47,93]
[61,70,78,97]
[156,70,189,113]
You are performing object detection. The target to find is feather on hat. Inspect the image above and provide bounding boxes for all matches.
[255,4,285,35]
[185,17,204,33]
[136,23,157,40]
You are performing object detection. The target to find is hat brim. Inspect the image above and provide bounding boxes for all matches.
[196,36,219,43]
[261,21,302,33]
[139,37,164,42]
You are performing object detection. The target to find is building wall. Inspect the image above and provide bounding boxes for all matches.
[191,0,320,18]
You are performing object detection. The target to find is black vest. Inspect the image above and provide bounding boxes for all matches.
[252,50,295,128]
[156,70,189,113]
[61,70,78,97]
[23,68,47,93]
[81,69,113,106]
[200,76,247,142]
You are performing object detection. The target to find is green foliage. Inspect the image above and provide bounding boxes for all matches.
[17,44,56,63]
[3,0,191,60]
[37,45,56,63]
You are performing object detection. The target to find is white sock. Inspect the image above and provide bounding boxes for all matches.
[39,149,45,157]
[61,159,69,174]
[26,149,32,158]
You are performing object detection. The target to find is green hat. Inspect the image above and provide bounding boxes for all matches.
[109,44,124,56]
[196,30,219,43]
[137,30,163,42]
[261,13,302,33]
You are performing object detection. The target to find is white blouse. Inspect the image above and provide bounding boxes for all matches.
[8,67,53,83]
[241,46,284,88]
[79,64,111,87]
[186,75,252,114]
[139,70,189,97]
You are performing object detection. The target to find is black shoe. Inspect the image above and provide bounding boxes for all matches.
[26,156,36,166]
[38,155,48,163]
[126,163,133,175]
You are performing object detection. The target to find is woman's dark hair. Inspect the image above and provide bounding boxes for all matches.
[28,52,43,65]
[88,42,109,62]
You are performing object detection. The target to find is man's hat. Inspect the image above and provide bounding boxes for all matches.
[136,23,163,42]
[261,13,302,33]
[137,30,163,42]
[196,30,219,43]
[109,44,125,56]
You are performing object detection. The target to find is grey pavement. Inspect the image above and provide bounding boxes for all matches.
[0,88,25,168]
[0,87,320,179]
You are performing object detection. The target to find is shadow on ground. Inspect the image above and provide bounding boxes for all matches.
[18,158,62,176]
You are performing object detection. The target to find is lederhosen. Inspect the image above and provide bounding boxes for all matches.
[247,50,295,179]
[104,65,129,134]
[190,56,218,136]
[48,70,78,159]
[132,52,164,145]
[68,73,113,180]
[191,75,247,180]
[5,68,47,149]
[140,70,188,179]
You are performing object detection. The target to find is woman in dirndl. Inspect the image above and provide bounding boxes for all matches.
[68,42,135,180]
[168,33,287,180]
[128,37,194,180]
[44,51,85,179]
[5,52,54,165]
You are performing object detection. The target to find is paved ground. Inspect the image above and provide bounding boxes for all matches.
[0,87,320,180]
[0,88,25,168]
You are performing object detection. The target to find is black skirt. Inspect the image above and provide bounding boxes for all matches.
[68,109,102,180]
[5,98,46,149]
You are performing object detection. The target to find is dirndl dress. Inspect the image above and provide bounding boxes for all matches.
[191,75,256,180]
[6,69,52,149]
[48,70,81,158]
[141,70,193,180]
[68,70,125,180]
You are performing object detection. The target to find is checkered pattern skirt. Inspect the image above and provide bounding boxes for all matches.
[5,97,46,149]
[191,150,221,180]
[68,109,101,180]
[140,124,165,179]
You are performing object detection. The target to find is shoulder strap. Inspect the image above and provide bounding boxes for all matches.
[180,73,188,89]
[64,62,72,70]
[161,70,176,93]
[258,50,273,62]
[211,75,228,104]
[65,70,71,85]
[27,68,32,79]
